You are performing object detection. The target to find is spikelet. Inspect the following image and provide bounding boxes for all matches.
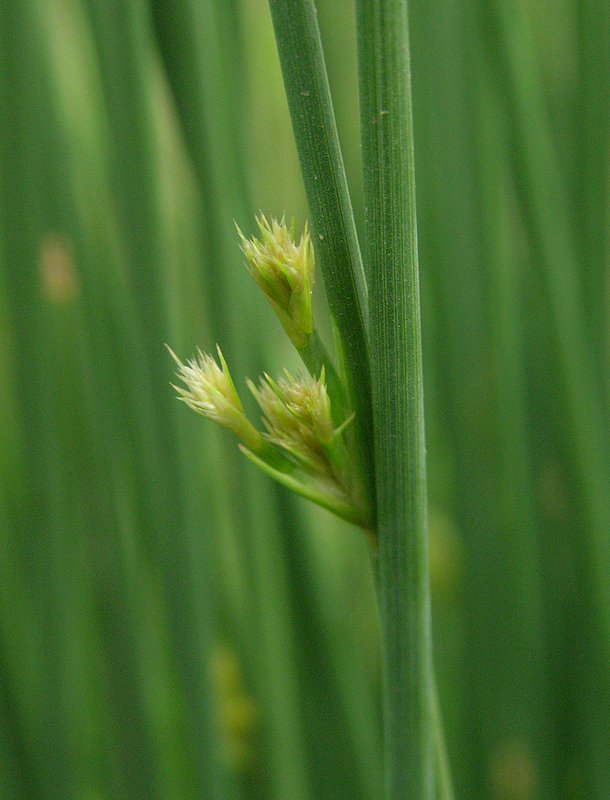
[168,345,263,453]
[237,215,314,348]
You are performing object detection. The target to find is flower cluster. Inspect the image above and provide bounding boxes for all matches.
[250,369,332,458]
[171,349,366,527]
[167,345,263,453]
[169,215,370,528]
[237,215,313,348]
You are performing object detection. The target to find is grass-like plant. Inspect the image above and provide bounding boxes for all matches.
[1,1,608,798]
[264,1,443,797]
[172,1,445,797]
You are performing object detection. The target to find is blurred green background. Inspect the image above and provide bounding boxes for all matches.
[0,1,608,798]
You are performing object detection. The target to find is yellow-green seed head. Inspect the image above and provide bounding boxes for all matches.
[274,368,334,444]
[237,215,314,347]
[247,369,335,475]
[168,345,263,452]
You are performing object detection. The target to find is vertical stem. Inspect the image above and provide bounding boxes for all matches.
[356,1,433,798]
[430,673,454,800]
[267,0,376,519]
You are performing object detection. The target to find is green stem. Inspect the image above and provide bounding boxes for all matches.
[267,0,375,521]
[368,541,453,800]
[482,0,610,647]
[430,674,454,800]
[477,7,610,792]
[356,1,434,798]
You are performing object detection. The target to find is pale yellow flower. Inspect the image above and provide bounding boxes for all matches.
[237,215,314,347]
[168,345,263,452]
[248,369,338,477]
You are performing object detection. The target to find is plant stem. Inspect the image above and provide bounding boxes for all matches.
[368,544,453,800]
[356,1,434,798]
[267,0,375,521]
[481,0,610,640]
[430,674,454,800]
[477,6,610,792]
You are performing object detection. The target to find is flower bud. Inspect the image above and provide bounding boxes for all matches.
[237,215,314,348]
[239,369,370,527]
[168,345,263,452]
[248,369,337,477]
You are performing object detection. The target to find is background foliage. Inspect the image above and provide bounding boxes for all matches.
[0,1,607,798]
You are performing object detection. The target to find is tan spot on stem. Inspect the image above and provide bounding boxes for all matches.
[39,233,79,304]
[490,740,538,800]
